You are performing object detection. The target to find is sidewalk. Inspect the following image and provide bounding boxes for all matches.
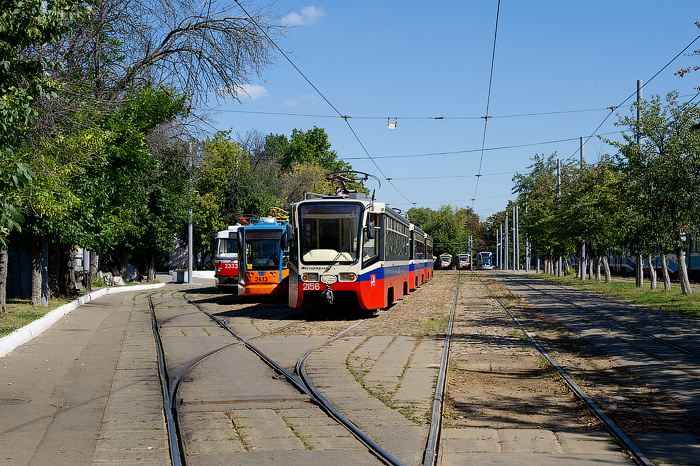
[0,282,172,465]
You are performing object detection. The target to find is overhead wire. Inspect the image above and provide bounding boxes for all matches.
[209,105,623,120]
[570,30,700,162]
[233,0,412,204]
[343,131,621,161]
[472,0,502,207]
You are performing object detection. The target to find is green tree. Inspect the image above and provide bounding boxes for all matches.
[268,127,351,173]
[408,205,470,262]
[0,0,87,313]
[607,92,700,295]
[513,153,573,274]
[558,157,627,282]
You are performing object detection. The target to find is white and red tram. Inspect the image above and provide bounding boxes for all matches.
[212,224,244,292]
[288,191,432,311]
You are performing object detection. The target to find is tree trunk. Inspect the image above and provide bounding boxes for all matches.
[602,255,612,283]
[90,253,99,282]
[48,245,61,298]
[66,247,76,293]
[587,248,594,280]
[0,244,8,317]
[30,238,43,306]
[635,253,643,288]
[660,253,671,291]
[82,249,91,292]
[119,248,128,278]
[647,253,657,290]
[147,254,155,282]
[676,245,692,295]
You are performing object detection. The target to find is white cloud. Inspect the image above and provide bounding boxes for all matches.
[283,94,321,107]
[230,84,269,100]
[281,6,326,26]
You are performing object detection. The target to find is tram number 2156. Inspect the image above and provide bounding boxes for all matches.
[302,282,322,291]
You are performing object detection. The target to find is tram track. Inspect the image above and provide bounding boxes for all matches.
[495,274,700,382]
[146,274,464,466]
[149,290,401,464]
[471,271,653,466]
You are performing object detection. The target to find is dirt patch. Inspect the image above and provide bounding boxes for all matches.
[457,273,700,435]
[444,273,594,430]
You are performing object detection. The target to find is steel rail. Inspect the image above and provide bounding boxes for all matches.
[185,292,404,466]
[193,296,401,465]
[421,270,461,466]
[151,292,302,465]
[507,275,700,360]
[473,272,653,466]
[148,293,186,466]
[296,320,402,466]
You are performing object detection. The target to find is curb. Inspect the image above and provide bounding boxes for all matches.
[0,282,166,359]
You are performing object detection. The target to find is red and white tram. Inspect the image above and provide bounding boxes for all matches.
[458,252,471,270]
[289,169,439,310]
[212,225,243,292]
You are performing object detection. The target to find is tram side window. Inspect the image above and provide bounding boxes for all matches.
[385,221,409,261]
[416,239,425,260]
[363,213,380,267]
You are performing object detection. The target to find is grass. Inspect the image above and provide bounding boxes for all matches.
[422,313,450,335]
[1,279,162,338]
[0,297,73,337]
[530,273,700,318]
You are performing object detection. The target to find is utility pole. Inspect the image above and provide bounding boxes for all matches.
[635,79,643,288]
[525,203,530,272]
[496,229,499,269]
[499,224,503,270]
[512,205,517,271]
[188,141,194,284]
[505,212,509,271]
[515,204,519,271]
[580,137,586,281]
[557,159,562,277]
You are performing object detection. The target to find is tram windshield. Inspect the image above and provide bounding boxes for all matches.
[245,230,283,270]
[215,238,237,259]
[299,202,363,264]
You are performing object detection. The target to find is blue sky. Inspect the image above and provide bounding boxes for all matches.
[208,1,700,221]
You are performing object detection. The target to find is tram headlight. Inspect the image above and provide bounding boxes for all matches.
[217,267,222,273]
[339,272,356,282]
[302,273,319,282]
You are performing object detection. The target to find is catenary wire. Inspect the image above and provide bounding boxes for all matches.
[343,131,621,161]
[571,31,700,161]
[473,0,502,207]
[233,0,412,204]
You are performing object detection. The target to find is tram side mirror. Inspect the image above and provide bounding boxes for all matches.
[237,229,243,248]
[286,223,294,242]
[367,222,375,240]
